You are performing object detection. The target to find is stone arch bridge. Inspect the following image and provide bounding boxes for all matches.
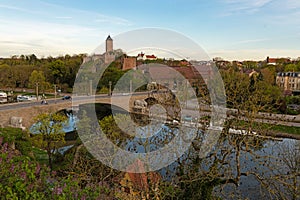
[0,94,149,129]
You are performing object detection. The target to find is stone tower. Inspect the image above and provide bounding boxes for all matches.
[106,35,113,53]
[105,35,115,63]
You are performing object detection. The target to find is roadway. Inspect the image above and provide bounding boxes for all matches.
[0,92,149,111]
[1,92,299,127]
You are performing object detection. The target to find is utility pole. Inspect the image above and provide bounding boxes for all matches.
[109,81,112,96]
[185,80,188,108]
[89,80,93,96]
[130,80,132,93]
[54,84,57,104]
[36,82,39,101]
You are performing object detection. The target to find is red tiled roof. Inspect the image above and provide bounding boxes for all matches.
[267,57,291,64]
[268,58,277,63]
[138,64,211,81]
[146,55,157,59]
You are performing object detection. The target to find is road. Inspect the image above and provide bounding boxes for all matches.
[1,92,299,127]
[0,92,149,111]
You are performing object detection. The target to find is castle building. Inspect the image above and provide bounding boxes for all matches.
[122,56,137,70]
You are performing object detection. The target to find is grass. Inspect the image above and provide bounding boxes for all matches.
[270,124,300,135]
[229,119,300,135]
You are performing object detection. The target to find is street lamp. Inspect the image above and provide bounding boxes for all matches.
[54,84,57,104]
[109,81,112,96]
[36,82,39,101]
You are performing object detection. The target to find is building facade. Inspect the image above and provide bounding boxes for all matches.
[122,56,137,70]
[276,72,300,92]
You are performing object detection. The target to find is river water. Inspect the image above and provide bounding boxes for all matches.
[32,112,299,199]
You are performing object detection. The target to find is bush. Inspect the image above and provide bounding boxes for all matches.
[0,128,32,157]
[0,137,110,199]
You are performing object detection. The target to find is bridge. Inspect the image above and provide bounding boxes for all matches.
[0,92,300,130]
[0,93,149,129]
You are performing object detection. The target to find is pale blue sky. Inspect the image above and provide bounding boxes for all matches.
[0,0,300,60]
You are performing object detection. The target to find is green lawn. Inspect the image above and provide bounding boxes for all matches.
[229,120,300,135]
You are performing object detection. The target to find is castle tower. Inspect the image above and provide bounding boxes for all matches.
[106,35,113,53]
[105,35,115,63]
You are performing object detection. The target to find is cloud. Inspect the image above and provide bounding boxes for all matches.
[0,0,134,57]
[0,4,35,13]
[285,0,300,9]
[0,18,104,57]
[209,48,300,61]
[220,0,273,15]
[37,0,132,26]
[232,38,271,45]
[55,16,73,20]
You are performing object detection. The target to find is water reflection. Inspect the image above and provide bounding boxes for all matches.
[40,112,299,199]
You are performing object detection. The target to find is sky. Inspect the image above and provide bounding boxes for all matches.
[0,0,300,61]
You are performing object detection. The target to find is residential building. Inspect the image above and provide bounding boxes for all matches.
[137,52,145,60]
[266,57,291,65]
[145,55,157,60]
[276,72,300,94]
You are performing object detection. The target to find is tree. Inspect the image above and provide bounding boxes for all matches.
[263,140,300,199]
[261,66,276,85]
[49,60,67,84]
[284,63,299,72]
[31,112,67,170]
[29,70,50,94]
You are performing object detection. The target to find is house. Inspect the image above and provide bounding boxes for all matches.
[145,55,157,60]
[136,53,157,61]
[266,57,291,65]
[137,52,145,60]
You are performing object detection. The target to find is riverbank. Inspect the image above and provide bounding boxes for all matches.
[232,120,300,140]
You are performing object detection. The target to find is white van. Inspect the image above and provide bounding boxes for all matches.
[0,92,7,103]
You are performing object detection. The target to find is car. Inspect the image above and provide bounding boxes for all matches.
[184,115,193,121]
[17,95,29,102]
[62,95,71,100]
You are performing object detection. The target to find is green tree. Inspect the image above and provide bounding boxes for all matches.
[49,60,66,84]
[261,66,276,85]
[31,112,67,170]
[284,63,299,72]
[29,70,49,94]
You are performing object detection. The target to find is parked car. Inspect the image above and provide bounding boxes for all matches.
[184,115,193,121]
[62,95,71,100]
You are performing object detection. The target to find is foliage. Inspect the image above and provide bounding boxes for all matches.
[0,127,32,157]
[31,113,67,170]
[0,54,83,91]
[0,141,49,199]
[284,63,300,72]
[97,64,125,91]
[98,86,109,94]
[221,69,282,113]
[0,134,112,199]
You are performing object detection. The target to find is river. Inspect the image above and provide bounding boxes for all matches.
[32,111,299,199]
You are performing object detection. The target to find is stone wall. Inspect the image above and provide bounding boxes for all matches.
[0,94,148,129]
